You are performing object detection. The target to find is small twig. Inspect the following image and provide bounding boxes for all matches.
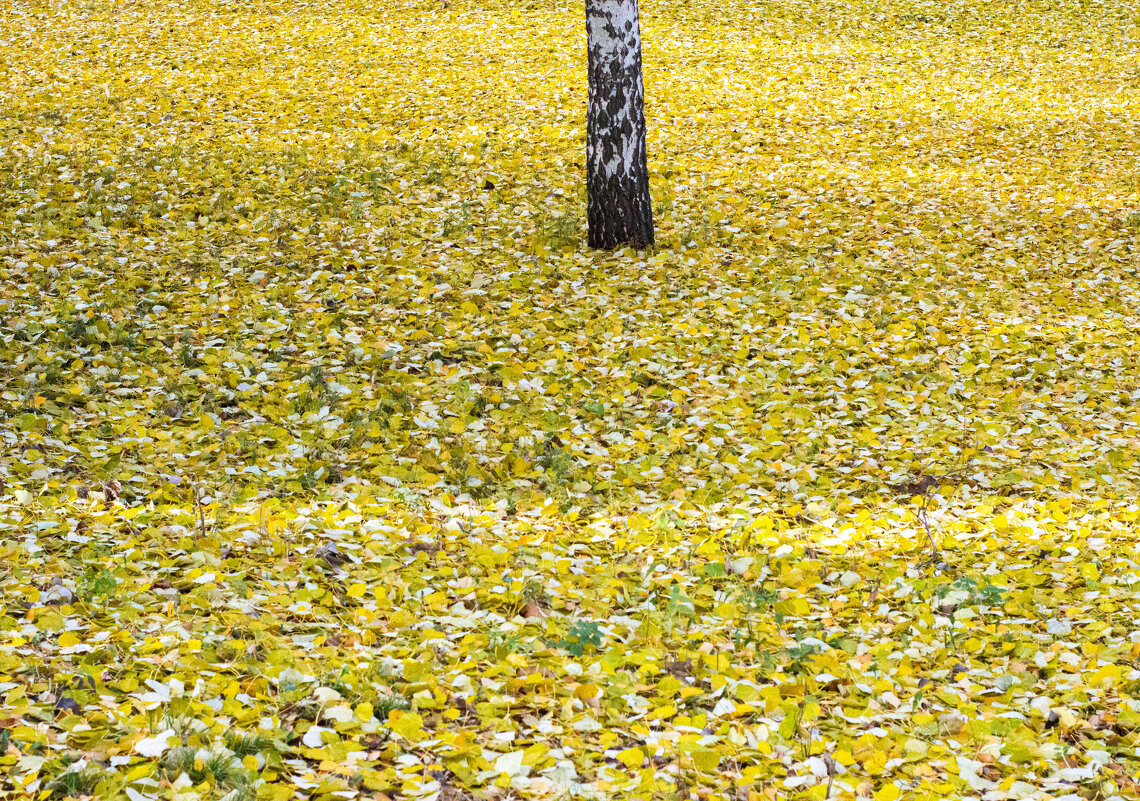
[209,484,231,540]
[193,483,207,544]
[916,486,940,567]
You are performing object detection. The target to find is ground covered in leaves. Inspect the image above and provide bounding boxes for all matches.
[3,0,1140,798]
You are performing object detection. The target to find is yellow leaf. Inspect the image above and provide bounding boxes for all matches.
[256,782,296,801]
[864,751,887,775]
[875,784,901,801]
[388,710,423,742]
[1090,664,1120,690]
[573,683,599,701]
[690,748,720,772]
[346,583,366,598]
[616,747,643,768]
[58,631,80,648]
[124,762,155,783]
[359,770,390,791]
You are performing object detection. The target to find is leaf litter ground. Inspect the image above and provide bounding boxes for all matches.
[2,0,1140,799]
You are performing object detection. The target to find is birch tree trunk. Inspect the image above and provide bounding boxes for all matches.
[586,0,654,249]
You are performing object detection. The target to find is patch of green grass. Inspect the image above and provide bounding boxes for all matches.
[222,730,274,758]
[159,746,251,792]
[47,757,102,799]
[373,693,411,719]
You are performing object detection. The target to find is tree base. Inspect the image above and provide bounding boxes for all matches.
[587,183,655,250]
